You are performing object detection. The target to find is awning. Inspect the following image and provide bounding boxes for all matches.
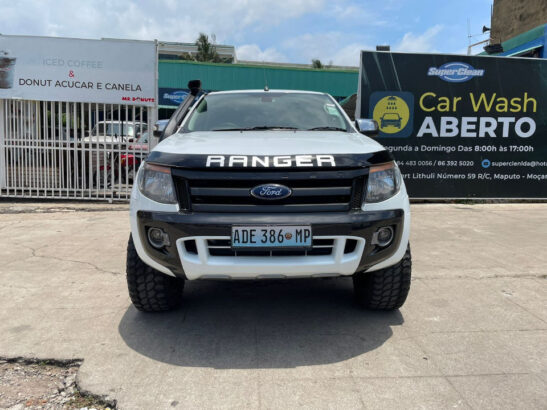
[507,44,543,56]
[502,37,544,57]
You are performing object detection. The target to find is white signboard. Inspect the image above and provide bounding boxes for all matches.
[0,35,156,106]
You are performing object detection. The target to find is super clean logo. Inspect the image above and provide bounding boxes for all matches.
[427,62,485,83]
[163,90,189,104]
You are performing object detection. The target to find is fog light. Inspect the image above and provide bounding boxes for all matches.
[147,227,170,249]
[372,226,394,247]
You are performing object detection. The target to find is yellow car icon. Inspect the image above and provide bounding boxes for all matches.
[380,112,402,129]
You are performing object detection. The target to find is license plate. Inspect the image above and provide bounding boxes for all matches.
[231,225,312,248]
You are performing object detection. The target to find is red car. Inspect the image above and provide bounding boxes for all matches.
[120,134,149,182]
[120,120,168,182]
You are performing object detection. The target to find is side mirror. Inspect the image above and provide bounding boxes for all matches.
[153,129,162,138]
[355,119,379,137]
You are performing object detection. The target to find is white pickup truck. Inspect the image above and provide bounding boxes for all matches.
[127,84,411,312]
[82,120,148,144]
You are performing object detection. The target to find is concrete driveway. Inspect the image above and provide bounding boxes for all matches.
[0,202,545,409]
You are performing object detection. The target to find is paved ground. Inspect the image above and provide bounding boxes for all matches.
[0,202,545,409]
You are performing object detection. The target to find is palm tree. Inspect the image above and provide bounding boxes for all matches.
[195,33,221,62]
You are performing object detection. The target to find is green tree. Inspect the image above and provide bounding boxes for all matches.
[195,33,221,62]
[311,59,323,69]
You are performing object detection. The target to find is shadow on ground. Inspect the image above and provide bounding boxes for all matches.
[118,277,403,369]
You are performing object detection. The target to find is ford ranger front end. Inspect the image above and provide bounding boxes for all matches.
[127,90,411,312]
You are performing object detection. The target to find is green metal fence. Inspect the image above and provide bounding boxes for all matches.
[159,60,359,99]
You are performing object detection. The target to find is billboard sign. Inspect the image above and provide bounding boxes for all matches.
[0,35,156,106]
[357,51,547,198]
[159,88,189,107]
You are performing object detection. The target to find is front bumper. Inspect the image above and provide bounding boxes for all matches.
[135,209,405,280]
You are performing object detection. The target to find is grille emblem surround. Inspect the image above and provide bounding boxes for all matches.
[250,184,292,200]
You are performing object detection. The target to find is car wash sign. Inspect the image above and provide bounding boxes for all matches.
[357,51,547,198]
[0,35,156,106]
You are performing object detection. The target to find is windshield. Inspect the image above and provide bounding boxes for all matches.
[182,92,350,132]
[92,123,136,137]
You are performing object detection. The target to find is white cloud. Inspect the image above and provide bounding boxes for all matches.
[395,25,443,53]
[282,32,371,66]
[236,44,287,63]
[331,43,374,66]
[0,0,326,43]
[0,1,458,66]
[328,3,387,26]
[282,32,342,62]
[230,0,325,28]
[0,1,374,66]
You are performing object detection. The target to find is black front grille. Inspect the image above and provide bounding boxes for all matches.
[172,168,368,213]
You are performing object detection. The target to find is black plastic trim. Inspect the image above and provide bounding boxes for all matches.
[146,151,394,170]
[172,167,367,180]
[351,176,366,209]
[137,209,404,278]
[173,177,191,211]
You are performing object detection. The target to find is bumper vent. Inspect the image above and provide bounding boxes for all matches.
[207,238,335,257]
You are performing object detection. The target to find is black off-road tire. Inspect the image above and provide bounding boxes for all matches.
[126,235,184,312]
[353,245,411,310]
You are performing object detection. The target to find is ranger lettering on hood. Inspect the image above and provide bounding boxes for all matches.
[205,154,336,168]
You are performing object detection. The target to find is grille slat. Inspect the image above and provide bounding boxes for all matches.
[192,203,350,213]
[205,238,335,257]
[175,178,191,211]
[350,176,366,209]
[190,186,351,197]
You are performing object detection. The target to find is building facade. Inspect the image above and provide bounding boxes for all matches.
[491,0,547,44]
[158,41,237,62]
[487,0,547,57]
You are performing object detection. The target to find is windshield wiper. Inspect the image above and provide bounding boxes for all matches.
[306,126,347,131]
[213,126,299,131]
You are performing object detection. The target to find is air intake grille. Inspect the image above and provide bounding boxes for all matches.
[207,238,335,257]
[172,169,368,213]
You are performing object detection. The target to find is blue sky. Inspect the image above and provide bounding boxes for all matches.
[0,0,493,66]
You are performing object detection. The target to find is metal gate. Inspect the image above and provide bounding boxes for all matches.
[0,99,155,201]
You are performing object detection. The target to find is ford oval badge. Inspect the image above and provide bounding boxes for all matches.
[250,184,292,200]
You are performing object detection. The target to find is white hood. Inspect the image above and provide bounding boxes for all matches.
[153,131,385,156]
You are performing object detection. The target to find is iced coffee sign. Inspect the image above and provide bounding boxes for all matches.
[0,35,156,106]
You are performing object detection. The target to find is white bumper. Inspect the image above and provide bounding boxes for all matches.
[176,235,365,280]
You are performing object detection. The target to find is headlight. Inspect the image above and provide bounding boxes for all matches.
[365,162,401,203]
[137,162,177,204]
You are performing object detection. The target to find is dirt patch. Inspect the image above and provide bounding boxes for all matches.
[0,358,115,409]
